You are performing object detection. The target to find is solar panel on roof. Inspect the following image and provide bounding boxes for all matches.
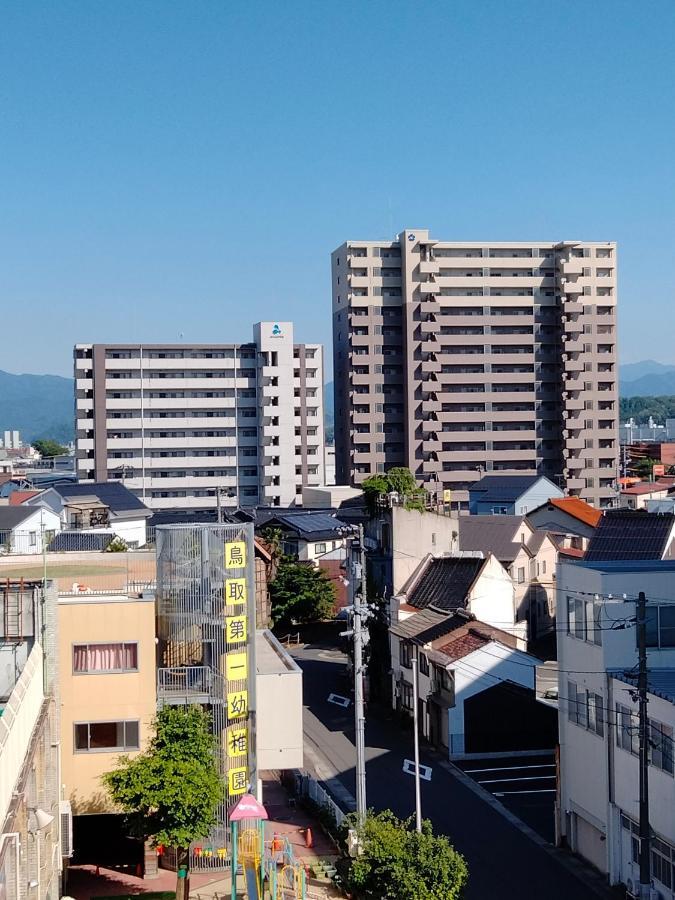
[585,511,675,561]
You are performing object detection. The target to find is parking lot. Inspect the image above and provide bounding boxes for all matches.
[454,752,557,842]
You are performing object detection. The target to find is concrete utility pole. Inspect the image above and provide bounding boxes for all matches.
[411,645,422,832]
[636,590,652,899]
[352,523,368,826]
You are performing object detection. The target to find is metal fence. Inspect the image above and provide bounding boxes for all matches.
[294,771,347,831]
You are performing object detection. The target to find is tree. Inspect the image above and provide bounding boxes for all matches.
[362,467,428,514]
[633,457,659,479]
[269,556,336,627]
[32,438,68,457]
[344,811,468,900]
[103,706,223,900]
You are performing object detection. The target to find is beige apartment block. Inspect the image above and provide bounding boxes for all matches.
[74,322,325,511]
[58,593,157,814]
[332,230,619,509]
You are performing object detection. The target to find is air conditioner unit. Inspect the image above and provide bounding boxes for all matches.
[60,800,73,858]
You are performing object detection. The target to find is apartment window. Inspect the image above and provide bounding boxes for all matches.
[73,642,138,674]
[400,642,412,669]
[419,654,429,676]
[566,595,602,645]
[568,682,603,736]
[314,542,327,555]
[74,720,140,752]
[645,606,675,648]
[650,721,675,774]
[517,567,525,584]
[400,681,413,710]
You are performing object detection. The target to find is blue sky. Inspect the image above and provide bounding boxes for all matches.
[2,0,674,376]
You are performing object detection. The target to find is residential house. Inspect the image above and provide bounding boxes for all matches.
[585,510,675,562]
[0,506,61,555]
[468,474,564,516]
[527,496,602,554]
[458,515,558,640]
[620,482,671,510]
[0,581,61,900]
[25,481,152,547]
[390,608,552,757]
[557,544,675,893]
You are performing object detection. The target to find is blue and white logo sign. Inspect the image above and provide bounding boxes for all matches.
[271,323,282,336]
[408,233,416,242]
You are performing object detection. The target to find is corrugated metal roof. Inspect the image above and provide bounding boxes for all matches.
[270,512,346,536]
[584,510,675,561]
[48,531,115,552]
[390,609,473,644]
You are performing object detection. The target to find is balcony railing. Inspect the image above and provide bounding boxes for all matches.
[157,667,224,704]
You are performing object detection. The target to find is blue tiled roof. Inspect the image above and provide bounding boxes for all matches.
[469,475,543,502]
[585,510,675,561]
[611,668,675,706]
[52,482,150,515]
[271,511,346,536]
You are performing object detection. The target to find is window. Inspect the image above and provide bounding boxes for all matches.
[400,681,413,710]
[650,721,674,774]
[566,595,602,645]
[73,642,138,673]
[314,542,327,555]
[517,567,525,584]
[568,682,603,736]
[616,703,639,755]
[400,641,412,669]
[74,720,140,752]
[645,606,675,649]
[419,654,429,676]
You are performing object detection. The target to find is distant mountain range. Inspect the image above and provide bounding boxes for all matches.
[1,364,673,448]
[619,361,675,398]
[0,370,74,444]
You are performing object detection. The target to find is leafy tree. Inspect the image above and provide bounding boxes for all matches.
[362,467,427,514]
[269,556,336,627]
[633,457,659,479]
[344,811,468,900]
[32,438,68,457]
[103,706,223,900]
[619,395,675,425]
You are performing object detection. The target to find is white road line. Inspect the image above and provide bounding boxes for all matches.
[464,763,555,774]
[478,775,556,785]
[493,789,557,795]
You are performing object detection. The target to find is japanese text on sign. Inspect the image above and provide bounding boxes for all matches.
[227,727,248,758]
[228,766,248,795]
[226,652,247,681]
[225,615,247,644]
[225,541,246,570]
[224,578,247,605]
[227,690,248,720]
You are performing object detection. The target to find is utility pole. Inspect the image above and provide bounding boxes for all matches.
[352,523,368,826]
[636,590,652,900]
[216,486,223,524]
[411,645,422,832]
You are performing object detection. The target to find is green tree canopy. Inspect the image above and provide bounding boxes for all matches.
[32,438,68,457]
[362,467,427,514]
[620,395,675,426]
[269,557,336,627]
[345,811,468,900]
[103,706,223,899]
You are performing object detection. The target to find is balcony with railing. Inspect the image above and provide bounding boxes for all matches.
[157,666,225,706]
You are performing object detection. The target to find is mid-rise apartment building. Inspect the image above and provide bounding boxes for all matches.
[75,322,325,510]
[332,230,618,509]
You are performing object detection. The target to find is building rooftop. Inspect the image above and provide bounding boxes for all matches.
[435,630,491,662]
[458,515,539,564]
[405,556,486,612]
[255,629,302,676]
[548,497,603,528]
[49,481,151,518]
[265,510,347,540]
[390,608,474,645]
[0,506,40,530]
[584,510,675,562]
[611,668,675,706]
[468,474,553,502]
[621,483,670,496]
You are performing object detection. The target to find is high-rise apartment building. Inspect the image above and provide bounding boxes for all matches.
[332,230,618,510]
[75,322,324,510]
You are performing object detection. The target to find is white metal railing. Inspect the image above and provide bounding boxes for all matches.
[0,645,44,825]
[295,771,346,830]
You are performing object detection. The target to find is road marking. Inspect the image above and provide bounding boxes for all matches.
[327,693,350,707]
[478,775,556,785]
[493,789,557,796]
[464,763,555,774]
[403,759,432,781]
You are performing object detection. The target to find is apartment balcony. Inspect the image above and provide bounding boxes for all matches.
[419,321,438,338]
[419,260,440,275]
[421,412,441,429]
[564,436,585,451]
[352,411,374,426]
[422,457,442,473]
[561,280,584,295]
[564,396,585,411]
[349,275,370,289]
[566,477,585,491]
[562,317,584,333]
[350,372,372,387]
[563,358,585,373]
[562,337,583,354]
[419,281,440,295]
[421,379,439,396]
[157,667,225,705]
[350,334,371,348]
[421,358,441,374]
[566,456,585,471]
[560,259,584,277]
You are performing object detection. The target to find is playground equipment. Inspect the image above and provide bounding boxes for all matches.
[239,828,263,900]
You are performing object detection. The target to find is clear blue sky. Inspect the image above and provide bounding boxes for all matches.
[2,0,674,377]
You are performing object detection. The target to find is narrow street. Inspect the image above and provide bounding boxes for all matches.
[293,641,611,900]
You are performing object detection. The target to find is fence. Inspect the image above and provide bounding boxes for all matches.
[293,771,347,831]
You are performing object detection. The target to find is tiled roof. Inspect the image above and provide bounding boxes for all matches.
[271,511,346,537]
[390,609,472,644]
[549,497,602,527]
[468,474,544,502]
[585,510,675,561]
[559,547,585,559]
[407,556,486,611]
[8,491,41,506]
[52,482,150,516]
[436,630,491,662]
[0,506,38,530]
[621,483,669,496]
[458,516,531,564]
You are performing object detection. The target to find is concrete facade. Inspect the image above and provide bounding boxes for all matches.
[74,322,324,511]
[332,231,619,510]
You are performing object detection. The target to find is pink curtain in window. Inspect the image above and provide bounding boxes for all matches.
[74,643,137,672]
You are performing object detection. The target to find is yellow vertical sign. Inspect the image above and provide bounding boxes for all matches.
[227,690,248,719]
[225,615,247,644]
[225,651,247,681]
[228,766,248,795]
[227,727,248,758]
[224,578,247,606]
[225,541,246,569]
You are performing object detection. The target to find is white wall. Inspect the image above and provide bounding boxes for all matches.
[109,517,147,548]
[468,555,526,645]
[390,507,459,595]
[448,642,539,755]
[6,507,61,554]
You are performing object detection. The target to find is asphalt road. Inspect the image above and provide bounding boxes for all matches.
[293,642,606,900]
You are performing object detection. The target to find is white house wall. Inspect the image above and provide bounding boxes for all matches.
[468,556,526,644]
[109,517,147,548]
[8,508,62,554]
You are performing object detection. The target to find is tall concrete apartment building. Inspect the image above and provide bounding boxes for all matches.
[75,322,324,510]
[332,230,618,510]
